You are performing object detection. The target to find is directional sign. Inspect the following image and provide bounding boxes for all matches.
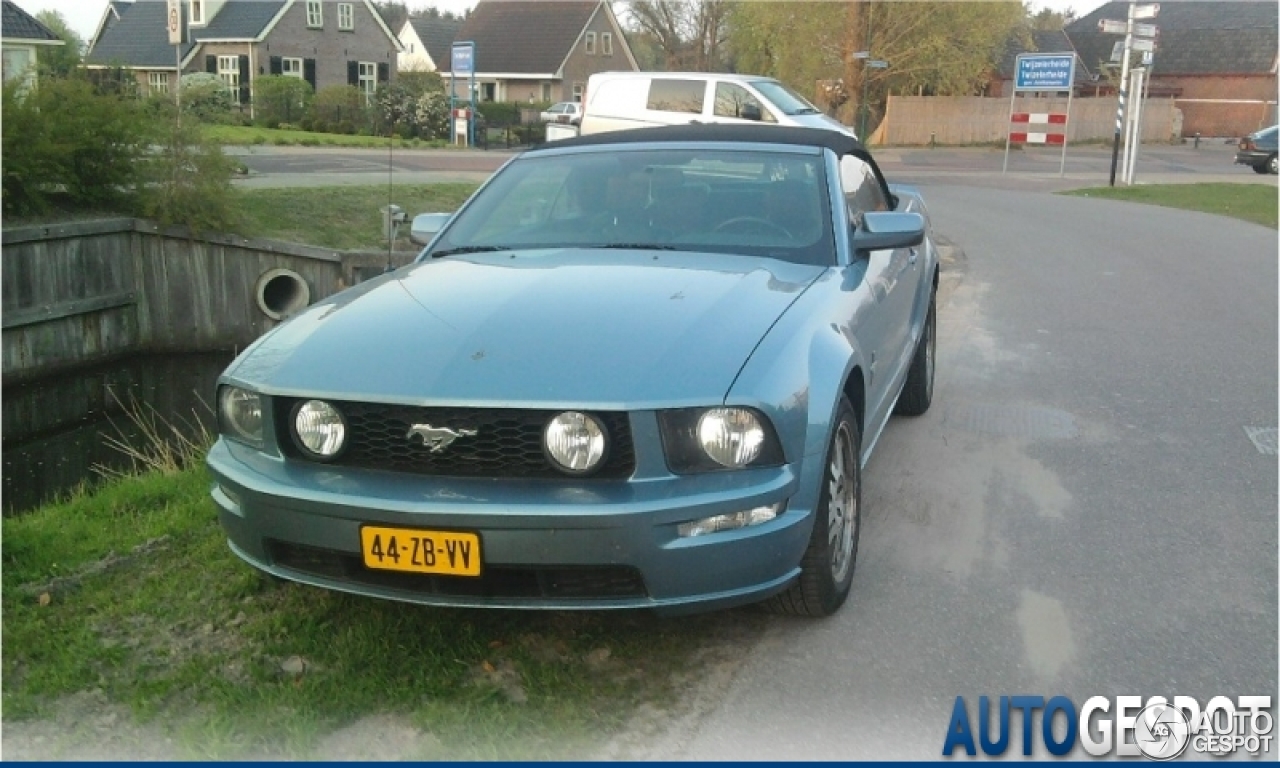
[1110,41,1125,62]
[1014,53,1075,91]
[868,60,889,69]
[852,51,870,60]
[1133,22,1158,37]
[1099,19,1127,34]
[1131,37,1156,52]
[1133,3,1160,19]
[451,42,475,75]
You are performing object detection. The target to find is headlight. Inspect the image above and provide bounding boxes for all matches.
[218,385,263,447]
[658,407,784,474]
[292,399,346,459]
[544,411,608,474]
[698,408,765,468]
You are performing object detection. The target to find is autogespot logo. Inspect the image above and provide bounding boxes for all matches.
[942,695,1273,759]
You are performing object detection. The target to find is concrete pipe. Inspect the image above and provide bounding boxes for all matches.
[255,268,311,320]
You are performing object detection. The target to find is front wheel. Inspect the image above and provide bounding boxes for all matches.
[895,287,936,416]
[762,397,860,617]
[1264,154,1277,175]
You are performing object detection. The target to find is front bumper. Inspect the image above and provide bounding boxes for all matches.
[207,434,815,616]
[1234,149,1272,166]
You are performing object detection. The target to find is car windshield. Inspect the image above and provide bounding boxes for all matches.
[751,81,822,115]
[427,147,837,266]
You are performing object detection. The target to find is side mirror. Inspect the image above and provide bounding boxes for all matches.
[852,211,925,254]
[409,212,452,245]
[741,102,763,122]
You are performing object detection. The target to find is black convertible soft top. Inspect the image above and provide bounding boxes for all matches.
[528,123,868,157]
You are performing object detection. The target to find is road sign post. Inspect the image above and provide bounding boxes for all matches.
[1108,2,1159,186]
[165,0,184,110]
[1003,53,1077,177]
[450,42,476,147]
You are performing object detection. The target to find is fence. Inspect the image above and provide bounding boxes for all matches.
[871,95,1182,146]
[1,219,415,384]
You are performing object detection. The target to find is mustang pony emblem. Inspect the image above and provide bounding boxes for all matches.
[406,424,478,453]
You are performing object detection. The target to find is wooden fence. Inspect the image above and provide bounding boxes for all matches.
[1,219,415,384]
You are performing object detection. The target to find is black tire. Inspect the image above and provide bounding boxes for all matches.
[1253,163,1270,175]
[895,286,936,416]
[762,397,860,617]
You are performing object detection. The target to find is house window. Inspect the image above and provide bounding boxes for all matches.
[2,48,32,84]
[602,32,613,56]
[585,31,596,55]
[338,3,354,30]
[572,82,584,102]
[306,1,323,28]
[358,61,376,101]
[217,55,239,98]
[282,57,303,78]
[148,72,170,95]
[541,82,551,101]
[189,0,203,24]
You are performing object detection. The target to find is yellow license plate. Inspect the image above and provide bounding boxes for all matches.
[359,526,481,576]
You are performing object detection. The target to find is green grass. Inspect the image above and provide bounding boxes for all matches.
[1062,182,1278,228]
[234,184,479,250]
[3,464,766,759]
[204,124,450,150]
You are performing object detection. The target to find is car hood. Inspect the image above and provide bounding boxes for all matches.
[226,249,824,408]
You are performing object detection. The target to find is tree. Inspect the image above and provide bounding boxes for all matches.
[625,0,730,71]
[372,1,409,31]
[35,9,83,77]
[727,1,1025,126]
[1028,4,1076,30]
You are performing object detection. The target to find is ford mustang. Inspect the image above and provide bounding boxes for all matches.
[207,124,938,617]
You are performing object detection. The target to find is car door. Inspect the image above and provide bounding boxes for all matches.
[707,81,778,125]
[839,152,918,431]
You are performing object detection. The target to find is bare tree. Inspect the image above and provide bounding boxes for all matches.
[624,0,729,71]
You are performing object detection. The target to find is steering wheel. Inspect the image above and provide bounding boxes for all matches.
[713,216,793,239]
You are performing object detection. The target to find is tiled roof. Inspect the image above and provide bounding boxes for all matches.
[408,16,462,68]
[998,29,1092,81]
[87,0,285,68]
[1066,1,1279,76]
[2,0,61,42]
[446,0,599,74]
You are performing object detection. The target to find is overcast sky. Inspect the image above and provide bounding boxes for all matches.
[23,0,1104,51]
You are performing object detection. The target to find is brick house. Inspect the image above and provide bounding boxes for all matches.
[1,0,64,90]
[86,0,401,111]
[1065,1,1278,137]
[442,0,637,104]
[397,15,461,72]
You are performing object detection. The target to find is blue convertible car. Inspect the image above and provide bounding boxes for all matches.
[208,125,938,617]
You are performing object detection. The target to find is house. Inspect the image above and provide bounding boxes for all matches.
[442,0,637,104]
[397,15,461,72]
[1,0,65,89]
[1065,1,1278,136]
[987,29,1092,97]
[86,0,402,109]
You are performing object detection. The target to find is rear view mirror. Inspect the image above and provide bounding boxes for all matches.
[410,212,452,245]
[741,103,763,122]
[852,212,925,254]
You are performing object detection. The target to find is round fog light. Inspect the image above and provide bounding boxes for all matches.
[293,400,346,458]
[698,408,765,468]
[544,411,607,474]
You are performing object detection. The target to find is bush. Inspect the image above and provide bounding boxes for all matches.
[476,101,520,127]
[310,85,371,134]
[2,76,156,216]
[179,73,234,122]
[414,91,451,140]
[140,104,240,234]
[254,75,313,128]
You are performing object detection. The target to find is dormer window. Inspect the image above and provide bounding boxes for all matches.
[189,0,203,25]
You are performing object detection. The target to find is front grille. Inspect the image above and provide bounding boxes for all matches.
[267,540,649,600]
[275,400,635,479]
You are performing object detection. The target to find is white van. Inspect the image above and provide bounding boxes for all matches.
[579,71,855,138]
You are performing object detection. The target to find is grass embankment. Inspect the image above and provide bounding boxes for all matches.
[235,184,479,250]
[3,463,762,758]
[205,124,449,150]
[1062,182,1278,229]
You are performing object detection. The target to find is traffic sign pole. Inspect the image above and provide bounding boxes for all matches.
[1108,1,1135,187]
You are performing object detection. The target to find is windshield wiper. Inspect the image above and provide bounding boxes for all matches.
[428,245,509,258]
[593,243,678,251]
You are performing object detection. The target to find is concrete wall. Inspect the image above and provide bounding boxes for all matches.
[2,219,413,384]
[875,95,1181,146]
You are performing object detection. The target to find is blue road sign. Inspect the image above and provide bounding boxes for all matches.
[1014,53,1075,91]
[451,42,475,75]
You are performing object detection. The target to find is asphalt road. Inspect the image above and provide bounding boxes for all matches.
[637,184,1278,759]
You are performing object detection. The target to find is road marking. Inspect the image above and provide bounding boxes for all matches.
[1243,426,1277,456]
